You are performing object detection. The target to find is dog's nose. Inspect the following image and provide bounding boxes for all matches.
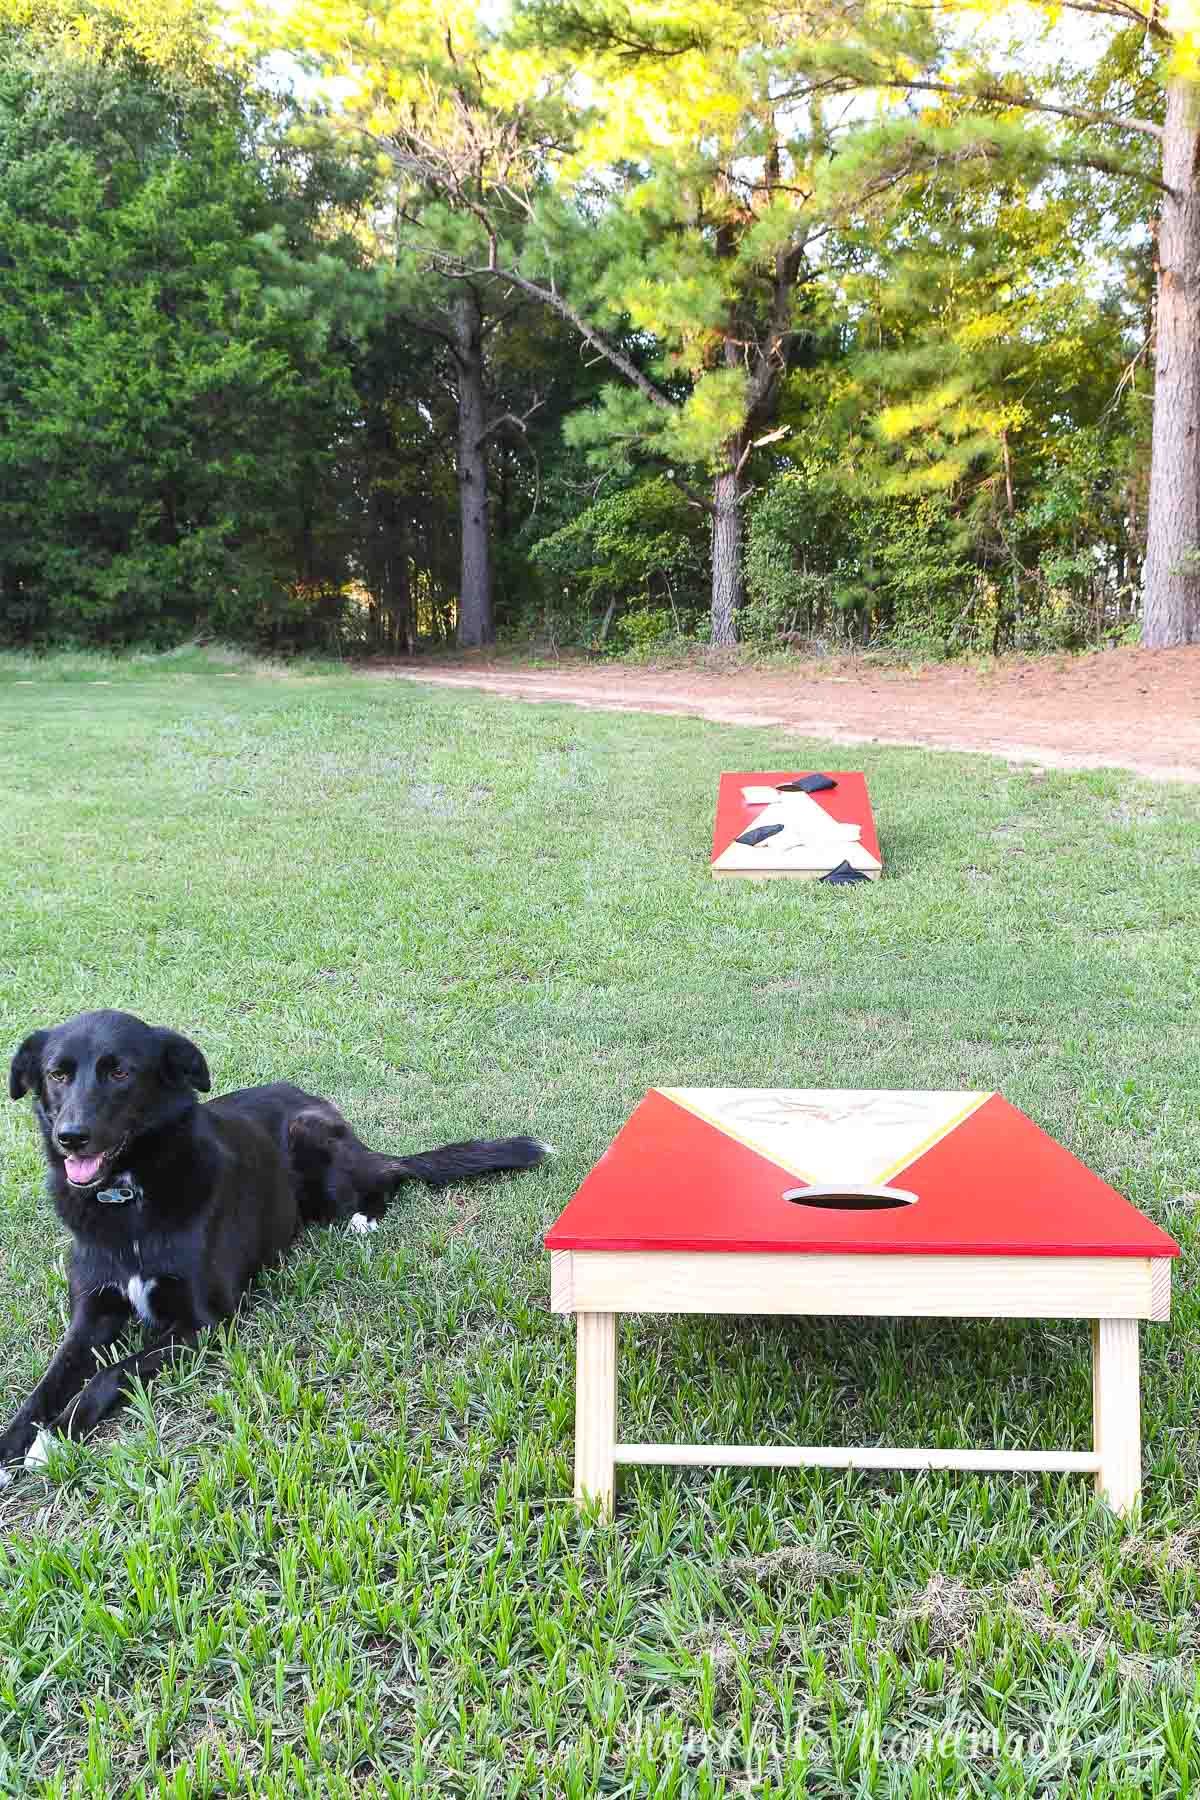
[55,1127,91,1151]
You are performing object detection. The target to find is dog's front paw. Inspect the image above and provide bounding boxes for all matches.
[0,1425,38,1484]
[0,1428,60,1484]
[347,1212,379,1236]
[24,1428,57,1471]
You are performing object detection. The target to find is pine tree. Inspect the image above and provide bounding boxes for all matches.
[746,143,1146,651]
[358,0,1167,647]
[258,0,562,647]
[493,0,1196,647]
[766,0,1199,645]
[468,0,841,646]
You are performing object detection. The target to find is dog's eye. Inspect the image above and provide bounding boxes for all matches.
[109,1067,128,1081]
[47,1070,69,1085]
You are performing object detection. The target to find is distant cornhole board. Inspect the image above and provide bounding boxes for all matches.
[547,1088,1179,1519]
[711,771,882,880]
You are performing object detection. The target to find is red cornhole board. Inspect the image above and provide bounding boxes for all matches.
[711,772,882,879]
[547,1088,1178,1517]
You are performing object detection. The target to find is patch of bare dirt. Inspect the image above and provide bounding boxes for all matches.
[369,646,1200,784]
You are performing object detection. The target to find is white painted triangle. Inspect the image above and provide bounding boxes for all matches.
[713,833,878,873]
[714,793,880,874]
[658,1088,993,1186]
[765,794,849,834]
[741,789,843,813]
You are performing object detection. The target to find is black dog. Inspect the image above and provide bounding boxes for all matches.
[1,1009,548,1476]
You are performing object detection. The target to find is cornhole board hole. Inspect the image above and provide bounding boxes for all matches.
[546,1089,1179,1519]
[711,772,882,880]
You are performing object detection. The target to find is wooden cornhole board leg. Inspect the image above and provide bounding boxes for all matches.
[1093,1317,1141,1516]
[569,1308,1147,1519]
[569,1312,1145,1521]
[574,1311,617,1514]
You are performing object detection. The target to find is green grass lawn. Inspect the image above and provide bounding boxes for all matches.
[1,650,1199,1798]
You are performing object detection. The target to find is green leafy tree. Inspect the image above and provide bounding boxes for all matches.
[0,18,373,644]
[753,132,1148,650]
[360,0,1149,648]
[422,0,839,646]
[763,0,1199,645]
[254,0,570,647]
[257,0,820,642]
[530,476,709,647]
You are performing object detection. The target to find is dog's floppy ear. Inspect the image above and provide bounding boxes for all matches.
[8,1030,49,1100]
[155,1029,211,1093]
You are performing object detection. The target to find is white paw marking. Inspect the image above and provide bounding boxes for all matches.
[127,1275,157,1324]
[24,1428,56,1471]
[0,1467,13,1489]
[537,1142,557,1156]
[348,1212,378,1235]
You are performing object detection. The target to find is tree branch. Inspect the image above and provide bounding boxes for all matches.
[1057,0,1170,40]
[887,76,1163,143]
[474,395,546,448]
[388,305,459,356]
[734,424,789,479]
[663,465,715,513]
[440,251,677,414]
[369,101,681,416]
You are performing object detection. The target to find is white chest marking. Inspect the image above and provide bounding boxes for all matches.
[127,1275,157,1323]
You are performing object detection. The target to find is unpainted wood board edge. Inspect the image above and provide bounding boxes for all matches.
[550,1249,574,1313]
[566,1250,1158,1319]
[710,868,883,882]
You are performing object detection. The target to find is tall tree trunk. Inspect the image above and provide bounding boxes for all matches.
[710,450,744,648]
[1143,79,1200,647]
[710,462,743,648]
[454,287,493,648]
[388,513,414,654]
[398,518,415,654]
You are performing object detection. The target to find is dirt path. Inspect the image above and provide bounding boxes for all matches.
[375,646,1200,784]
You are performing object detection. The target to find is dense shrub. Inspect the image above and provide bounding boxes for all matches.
[0,38,367,648]
[528,477,708,649]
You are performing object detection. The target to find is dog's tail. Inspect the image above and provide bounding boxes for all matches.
[381,1136,552,1188]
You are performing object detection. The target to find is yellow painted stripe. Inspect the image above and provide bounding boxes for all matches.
[655,1087,814,1183]
[872,1091,994,1183]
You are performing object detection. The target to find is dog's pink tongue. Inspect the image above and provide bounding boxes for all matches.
[65,1154,105,1186]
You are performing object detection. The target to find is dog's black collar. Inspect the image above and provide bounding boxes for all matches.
[95,1172,142,1207]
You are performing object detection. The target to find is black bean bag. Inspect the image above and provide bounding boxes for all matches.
[821,859,869,885]
[778,774,837,793]
[735,823,785,848]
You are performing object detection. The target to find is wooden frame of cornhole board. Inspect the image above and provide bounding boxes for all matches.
[711,771,883,880]
[546,1088,1179,1519]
